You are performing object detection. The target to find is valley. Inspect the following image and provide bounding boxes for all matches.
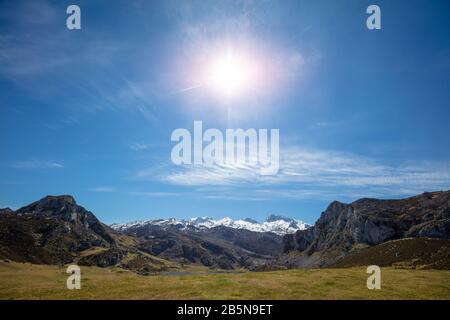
[1,261,449,299]
[1,191,450,274]
[1,191,449,299]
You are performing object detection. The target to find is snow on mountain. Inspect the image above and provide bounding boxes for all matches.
[111,215,311,236]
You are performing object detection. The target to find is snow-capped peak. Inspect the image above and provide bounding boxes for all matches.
[111,215,310,236]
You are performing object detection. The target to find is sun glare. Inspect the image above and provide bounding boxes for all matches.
[208,51,256,97]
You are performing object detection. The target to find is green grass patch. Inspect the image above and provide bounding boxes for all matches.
[0,261,449,299]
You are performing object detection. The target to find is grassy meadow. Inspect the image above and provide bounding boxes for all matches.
[0,261,449,300]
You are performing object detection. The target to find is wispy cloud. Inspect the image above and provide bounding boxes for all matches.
[129,143,151,151]
[12,160,64,169]
[130,191,179,197]
[0,1,157,125]
[88,187,116,193]
[134,147,450,199]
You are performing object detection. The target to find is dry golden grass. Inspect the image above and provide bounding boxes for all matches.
[0,261,449,300]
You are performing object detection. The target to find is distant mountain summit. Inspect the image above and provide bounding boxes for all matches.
[111,215,310,236]
[266,214,295,223]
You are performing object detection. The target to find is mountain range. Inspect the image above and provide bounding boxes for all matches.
[1,190,449,273]
[111,215,310,236]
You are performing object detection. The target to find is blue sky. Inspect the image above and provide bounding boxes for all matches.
[1,0,450,224]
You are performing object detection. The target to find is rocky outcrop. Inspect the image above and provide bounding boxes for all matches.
[0,195,177,274]
[282,191,450,267]
[15,195,114,250]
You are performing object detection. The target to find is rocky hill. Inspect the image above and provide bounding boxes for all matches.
[0,196,177,274]
[280,191,450,268]
[330,238,450,269]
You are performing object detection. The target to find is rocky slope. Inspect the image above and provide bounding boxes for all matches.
[281,191,450,268]
[0,196,177,274]
[116,222,284,270]
[330,238,450,269]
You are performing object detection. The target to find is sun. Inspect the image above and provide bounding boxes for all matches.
[208,50,256,97]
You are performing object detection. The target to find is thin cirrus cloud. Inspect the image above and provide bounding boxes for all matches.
[11,160,64,169]
[88,189,178,196]
[88,187,116,193]
[129,143,151,151]
[0,2,156,125]
[129,191,179,197]
[144,147,450,199]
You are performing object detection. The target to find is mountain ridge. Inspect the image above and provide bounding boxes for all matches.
[111,215,310,236]
[0,195,179,274]
[277,190,450,268]
[0,195,289,271]
[1,191,450,272]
